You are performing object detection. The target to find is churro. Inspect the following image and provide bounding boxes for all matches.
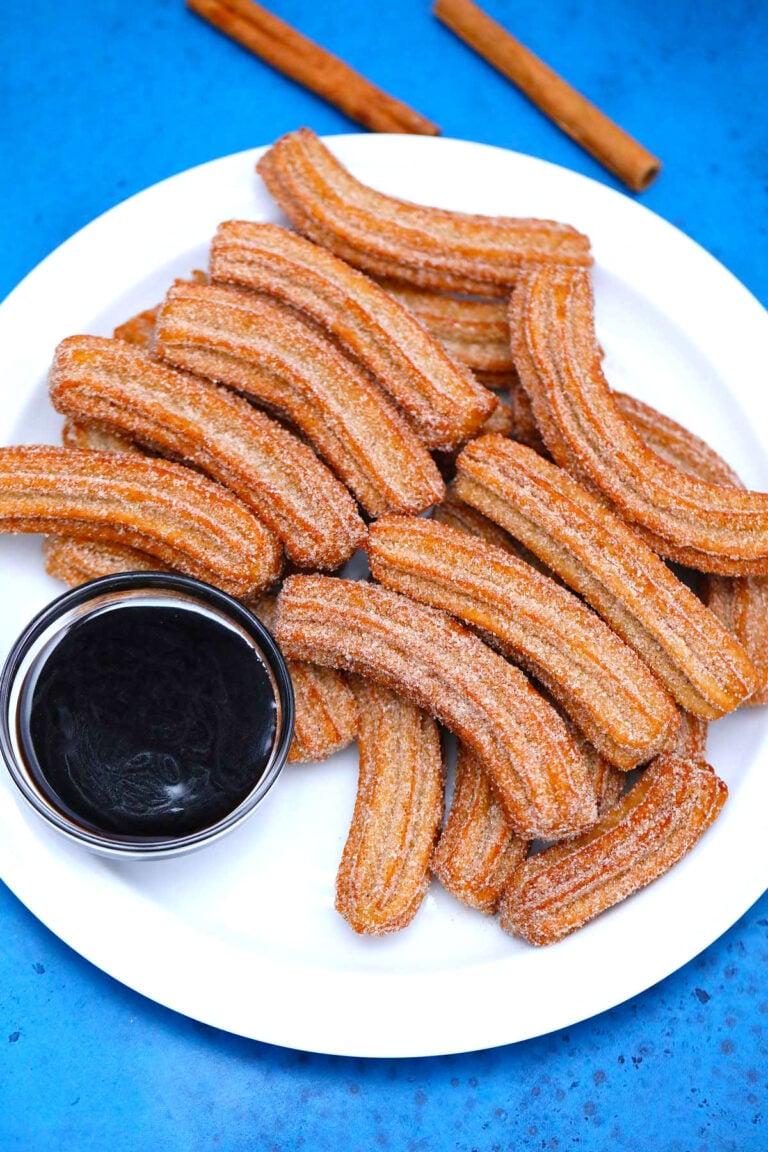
[50,335,366,570]
[0,445,281,597]
[376,280,513,373]
[210,222,496,451]
[156,280,445,516]
[336,678,444,934]
[252,594,358,764]
[367,515,679,769]
[500,754,727,945]
[275,575,597,839]
[431,743,527,914]
[512,265,768,573]
[455,436,758,717]
[43,537,169,585]
[257,128,591,296]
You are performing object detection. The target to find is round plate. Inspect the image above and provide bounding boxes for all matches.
[0,136,766,1058]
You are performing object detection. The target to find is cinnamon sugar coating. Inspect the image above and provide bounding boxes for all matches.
[335,678,444,934]
[43,537,169,585]
[455,436,758,718]
[256,129,591,296]
[155,280,444,517]
[0,445,281,598]
[210,222,496,451]
[275,575,597,839]
[431,743,528,914]
[367,515,679,769]
[50,335,366,570]
[500,754,727,945]
[252,594,358,764]
[512,266,768,574]
[376,280,513,373]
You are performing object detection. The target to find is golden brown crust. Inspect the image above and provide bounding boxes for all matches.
[256,129,592,296]
[706,576,768,707]
[367,515,679,769]
[499,754,727,945]
[512,266,768,573]
[50,335,366,571]
[275,575,597,840]
[667,711,709,760]
[155,280,445,517]
[210,222,496,451]
[431,743,527,914]
[0,445,281,598]
[454,436,758,717]
[376,280,514,373]
[113,305,158,349]
[335,678,444,935]
[61,417,140,455]
[251,594,358,764]
[43,537,169,585]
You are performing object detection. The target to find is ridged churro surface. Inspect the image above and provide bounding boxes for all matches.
[275,575,597,839]
[455,436,757,717]
[156,280,444,516]
[210,222,496,450]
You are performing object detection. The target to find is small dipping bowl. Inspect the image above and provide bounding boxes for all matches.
[0,572,294,859]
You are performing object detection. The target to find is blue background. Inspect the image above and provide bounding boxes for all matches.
[1,1,766,1147]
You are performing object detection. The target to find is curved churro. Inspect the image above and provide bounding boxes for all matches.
[454,436,758,717]
[431,743,528,914]
[210,222,496,451]
[613,394,768,708]
[50,335,366,570]
[252,594,358,764]
[257,129,592,296]
[275,575,597,839]
[668,711,709,761]
[367,515,679,769]
[500,753,727,945]
[0,446,281,598]
[512,265,768,573]
[377,280,513,373]
[156,280,444,517]
[43,537,169,585]
[336,678,444,935]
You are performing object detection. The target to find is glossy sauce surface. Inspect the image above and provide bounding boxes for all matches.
[22,602,278,839]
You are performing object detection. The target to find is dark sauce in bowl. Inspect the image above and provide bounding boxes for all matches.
[20,602,278,839]
[0,574,293,855]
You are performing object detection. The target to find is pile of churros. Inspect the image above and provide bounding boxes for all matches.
[6,128,766,946]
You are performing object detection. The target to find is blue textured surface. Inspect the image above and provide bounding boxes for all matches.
[1,0,767,1147]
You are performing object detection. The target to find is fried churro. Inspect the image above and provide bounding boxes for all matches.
[256,129,591,296]
[210,222,496,451]
[455,436,758,717]
[375,279,513,373]
[336,678,444,934]
[275,575,597,839]
[43,537,169,585]
[512,265,768,574]
[0,445,281,597]
[61,417,139,455]
[431,743,527,914]
[368,515,679,769]
[50,335,366,570]
[500,754,727,945]
[156,280,444,516]
[252,594,358,764]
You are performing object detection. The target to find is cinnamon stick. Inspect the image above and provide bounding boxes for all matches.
[434,0,660,192]
[188,0,440,136]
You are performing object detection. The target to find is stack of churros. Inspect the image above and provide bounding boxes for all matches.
[6,128,764,945]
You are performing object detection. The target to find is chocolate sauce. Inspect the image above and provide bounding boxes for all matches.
[21,601,278,839]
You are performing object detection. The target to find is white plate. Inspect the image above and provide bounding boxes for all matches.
[0,136,767,1058]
